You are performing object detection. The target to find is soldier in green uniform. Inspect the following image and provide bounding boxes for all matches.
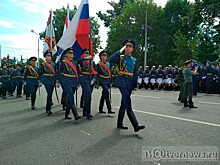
[178,63,185,103]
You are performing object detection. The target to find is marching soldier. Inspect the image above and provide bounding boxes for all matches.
[9,65,17,96]
[40,50,56,116]
[97,50,115,114]
[109,39,145,132]
[78,49,97,120]
[59,48,81,120]
[15,63,24,97]
[0,63,10,99]
[23,57,39,110]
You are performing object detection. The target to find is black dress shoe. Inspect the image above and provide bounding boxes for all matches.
[31,106,36,110]
[86,115,93,120]
[117,125,128,130]
[47,111,52,116]
[99,110,106,114]
[65,115,72,120]
[108,111,115,114]
[134,125,145,132]
[74,115,81,120]
[189,105,197,108]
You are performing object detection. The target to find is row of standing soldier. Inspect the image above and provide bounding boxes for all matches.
[135,61,220,95]
[0,39,145,132]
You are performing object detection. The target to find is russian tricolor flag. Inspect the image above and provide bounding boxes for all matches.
[55,3,70,63]
[57,0,90,58]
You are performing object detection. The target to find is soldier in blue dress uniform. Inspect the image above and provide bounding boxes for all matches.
[143,66,150,89]
[200,64,206,93]
[78,49,97,120]
[40,50,56,116]
[15,63,24,97]
[157,65,164,90]
[109,39,145,132]
[149,66,157,90]
[97,50,115,114]
[0,63,10,99]
[205,60,213,94]
[59,48,81,120]
[191,60,200,96]
[137,66,144,89]
[23,57,39,110]
[9,65,17,96]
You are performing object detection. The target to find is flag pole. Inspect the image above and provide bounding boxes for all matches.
[50,9,53,53]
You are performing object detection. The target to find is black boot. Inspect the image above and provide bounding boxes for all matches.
[80,96,84,109]
[127,111,145,132]
[106,99,115,114]
[99,97,106,113]
[86,103,93,120]
[117,107,128,130]
[71,104,81,120]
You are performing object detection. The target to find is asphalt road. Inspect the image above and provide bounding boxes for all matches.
[0,87,219,165]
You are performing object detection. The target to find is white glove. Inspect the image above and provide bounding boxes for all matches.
[90,79,95,86]
[23,81,26,85]
[84,55,92,60]
[131,89,136,94]
[0,82,2,86]
[119,46,126,53]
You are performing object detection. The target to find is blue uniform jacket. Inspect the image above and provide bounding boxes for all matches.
[191,64,200,80]
[205,65,213,78]
[23,65,39,86]
[40,62,56,86]
[0,68,10,82]
[109,50,138,90]
[150,70,157,79]
[97,62,111,86]
[137,70,144,78]
[77,58,98,84]
[157,69,164,78]
[59,60,79,87]
[143,70,149,78]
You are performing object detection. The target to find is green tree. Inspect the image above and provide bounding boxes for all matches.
[106,1,163,66]
[97,0,135,27]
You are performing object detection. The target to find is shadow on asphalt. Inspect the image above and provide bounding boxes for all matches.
[178,108,195,114]
[76,128,143,159]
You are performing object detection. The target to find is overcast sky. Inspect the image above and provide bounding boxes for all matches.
[0,0,169,60]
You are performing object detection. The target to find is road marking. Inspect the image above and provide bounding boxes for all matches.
[80,130,91,136]
[132,95,160,99]
[197,101,220,105]
[94,91,161,99]
[114,107,220,128]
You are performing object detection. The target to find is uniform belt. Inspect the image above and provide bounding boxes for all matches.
[81,72,92,75]
[118,71,133,76]
[61,73,76,78]
[99,75,110,79]
[159,74,162,76]
[43,74,54,77]
[151,74,155,76]
[1,75,9,78]
[15,76,22,78]
[11,77,16,79]
[207,73,212,75]
[168,74,172,76]
[27,76,38,79]
[195,73,199,75]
